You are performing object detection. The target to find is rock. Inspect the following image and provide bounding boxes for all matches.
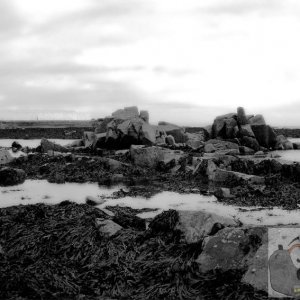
[0,167,26,186]
[66,140,84,148]
[165,135,176,146]
[0,149,18,165]
[224,118,238,138]
[237,107,248,125]
[12,141,22,151]
[102,158,125,171]
[239,146,255,155]
[212,118,225,138]
[251,125,277,149]
[175,211,238,244]
[130,145,165,168]
[214,187,233,198]
[86,196,106,206]
[140,123,156,145]
[213,169,265,185]
[95,218,122,237]
[130,145,183,168]
[241,136,260,152]
[94,117,114,134]
[139,110,149,123]
[242,243,268,292]
[204,143,216,153]
[157,123,186,143]
[92,133,106,149]
[197,228,248,272]
[293,143,300,150]
[248,114,266,126]
[112,106,139,120]
[275,135,293,150]
[239,124,255,138]
[193,158,217,181]
[254,151,266,157]
[205,139,239,151]
[212,113,237,138]
[83,132,96,148]
[40,138,69,153]
[185,132,205,149]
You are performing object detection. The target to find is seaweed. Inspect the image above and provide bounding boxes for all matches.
[0,203,266,299]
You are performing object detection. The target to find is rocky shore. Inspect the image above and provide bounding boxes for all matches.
[1,106,300,299]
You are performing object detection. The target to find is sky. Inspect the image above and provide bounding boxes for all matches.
[1,0,300,126]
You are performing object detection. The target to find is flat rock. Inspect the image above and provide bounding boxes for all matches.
[95,219,122,237]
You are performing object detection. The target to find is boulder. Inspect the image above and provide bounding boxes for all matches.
[0,149,26,165]
[130,145,165,168]
[196,228,248,272]
[83,132,96,148]
[213,169,265,185]
[40,138,69,153]
[94,117,114,134]
[251,125,277,149]
[214,187,233,198]
[12,141,22,151]
[193,158,217,181]
[0,167,26,186]
[185,132,205,149]
[248,114,266,126]
[112,106,139,120]
[165,135,176,146]
[204,143,216,153]
[92,133,106,149]
[239,146,255,155]
[242,243,268,292]
[139,110,149,123]
[158,123,186,143]
[237,107,248,125]
[224,118,238,138]
[275,135,293,150]
[240,136,260,152]
[175,210,238,244]
[95,218,122,237]
[140,123,156,145]
[212,113,236,138]
[239,124,255,138]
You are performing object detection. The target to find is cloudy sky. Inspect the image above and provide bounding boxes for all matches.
[1,0,300,126]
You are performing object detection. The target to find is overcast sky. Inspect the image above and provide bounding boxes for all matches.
[1,0,300,126]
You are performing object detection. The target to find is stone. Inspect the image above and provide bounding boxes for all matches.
[175,211,238,244]
[293,143,300,150]
[237,107,248,125]
[12,141,22,151]
[248,114,266,126]
[40,138,69,153]
[239,124,255,138]
[185,132,205,149]
[95,218,122,237]
[83,132,96,148]
[204,143,216,153]
[214,187,233,198]
[165,135,176,146]
[212,118,225,138]
[94,117,114,134]
[66,140,84,148]
[157,123,186,143]
[205,139,239,151]
[112,106,139,120]
[239,146,255,155]
[140,123,156,145]
[241,136,260,152]
[92,133,106,149]
[102,158,126,171]
[130,145,164,168]
[224,118,238,138]
[276,135,293,150]
[0,167,26,186]
[196,228,248,272]
[213,169,265,185]
[212,113,237,138]
[193,158,217,181]
[242,243,268,292]
[139,110,149,123]
[251,125,277,149]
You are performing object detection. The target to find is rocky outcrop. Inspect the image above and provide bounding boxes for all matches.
[211,107,278,151]
[0,167,26,186]
[275,135,293,150]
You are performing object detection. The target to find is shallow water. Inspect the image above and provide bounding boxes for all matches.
[0,139,78,148]
[1,180,300,226]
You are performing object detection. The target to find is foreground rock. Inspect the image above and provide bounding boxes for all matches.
[0,167,26,186]
[40,138,69,153]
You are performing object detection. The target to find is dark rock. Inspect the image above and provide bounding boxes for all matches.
[237,107,248,125]
[0,167,26,186]
[251,125,277,149]
[40,138,69,153]
[241,136,260,151]
[12,141,22,151]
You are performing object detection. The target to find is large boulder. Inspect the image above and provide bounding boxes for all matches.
[248,114,266,126]
[275,135,293,150]
[251,125,277,149]
[94,117,114,134]
[40,138,69,153]
[0,167,26,186]
[240,136,260,152]
[205,139,239,151]
[237,107,248,125]
[212,113,236,139]
[139,110,149,123]
[185,132,205,149]
[239,124,255,138]
[157,122,186,143]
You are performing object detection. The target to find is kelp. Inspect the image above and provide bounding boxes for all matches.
[0,203,267,299]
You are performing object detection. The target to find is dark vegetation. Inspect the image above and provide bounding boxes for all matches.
[0,203,267,300]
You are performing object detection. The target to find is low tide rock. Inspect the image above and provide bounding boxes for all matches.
[175,210,237,244]
[0,167,26,186]
[95,219,122,237]
[41,138,69,153]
